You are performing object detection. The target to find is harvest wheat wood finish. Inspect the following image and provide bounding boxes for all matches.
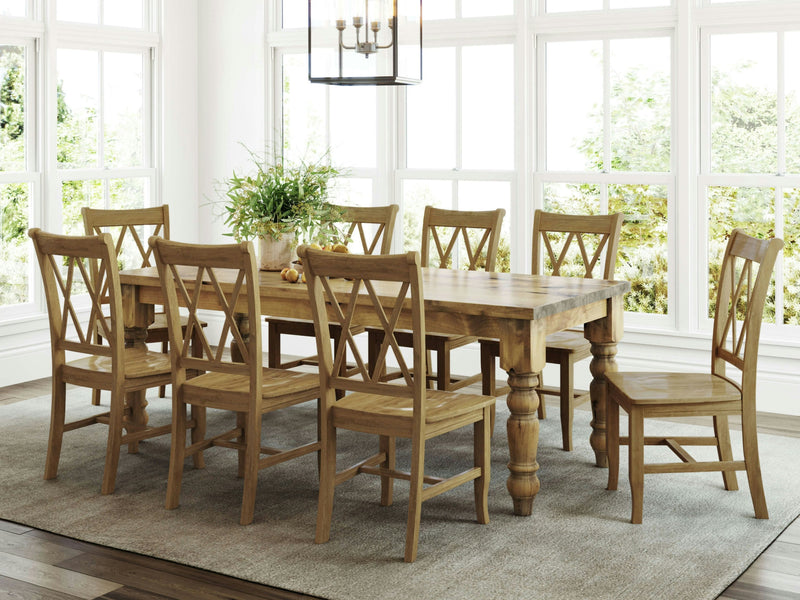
[83,205,208,404]
[119,264,629,515]
[481,210,625,451]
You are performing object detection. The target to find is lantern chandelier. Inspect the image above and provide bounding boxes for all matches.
[308,0,422,86]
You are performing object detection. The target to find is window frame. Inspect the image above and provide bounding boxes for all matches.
[0,0,159,324]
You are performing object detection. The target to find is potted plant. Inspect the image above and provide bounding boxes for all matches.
[220,147,343,270]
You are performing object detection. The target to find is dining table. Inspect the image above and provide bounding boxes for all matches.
[118,265,630,517]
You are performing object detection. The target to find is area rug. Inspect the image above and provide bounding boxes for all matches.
[1,390,798,600]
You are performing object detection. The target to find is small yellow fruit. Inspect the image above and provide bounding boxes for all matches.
[285,268,299,283]
[280,267,290,280]
[309,243,322,251]
[332,244,349,253]
[301,272,307,283]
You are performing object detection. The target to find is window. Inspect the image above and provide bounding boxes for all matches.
[0,1,157,318]
[539,34,672,317]
[57,0,145,29]
[401,43,514,271]
[57,47,152,235]
[701,28,800,327]
[0,41,34,311]
[278,50,379,210]
[269,0,800,352]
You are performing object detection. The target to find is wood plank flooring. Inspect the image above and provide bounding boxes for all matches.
[1,377,798,599]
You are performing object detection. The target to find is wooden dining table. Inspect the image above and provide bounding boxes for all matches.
[119,266,629,517]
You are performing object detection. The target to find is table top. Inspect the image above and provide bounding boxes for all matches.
[119,266,630,324]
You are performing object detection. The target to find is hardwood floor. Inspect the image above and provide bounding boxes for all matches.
[1,377,798,599]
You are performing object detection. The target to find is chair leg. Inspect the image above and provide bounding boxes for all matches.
[606,398,619,491]
[44,379,67,480]
[436,343,450,391]
[628,408,644,524]
[190,405,206,470]
[481,345,495,397]
[474,407,491,525]
[404,432,425,563]
[741,413,769,519]
[559,359,574,451]
[92,334,103,405]
[713,414,738,491]
[536,371,546,420]
[367,330,382,379]
[315,421,337,544]
[236,412,246,478]
[267,322,281,369]
[479,348,497,434]
[239,412,261,526]
[159,340,168,397]
[425,349,435,390]
[379,435,395,507]
[165,399,188,510]
[190,334,205,470]
[101,388,125,495]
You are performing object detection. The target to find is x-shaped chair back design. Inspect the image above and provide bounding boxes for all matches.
[420,206,506,271]
[328,204,399,255]
[532,209,624,279]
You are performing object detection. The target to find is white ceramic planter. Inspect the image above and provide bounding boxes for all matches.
[259,233,296,271]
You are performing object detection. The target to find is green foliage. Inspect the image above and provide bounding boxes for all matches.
[219,146,343,245]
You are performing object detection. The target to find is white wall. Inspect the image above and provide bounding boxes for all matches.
[162,0,200,243]
[197,0,265,244]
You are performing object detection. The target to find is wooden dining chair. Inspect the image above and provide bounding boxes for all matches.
[368,205,506,392]
[299,245,495,562]
[480,210,624,450]
[83,205,207,403]
[29,228,173,495]
[605,229,782,523]
[150,236,321,525]
[266,204,399,374]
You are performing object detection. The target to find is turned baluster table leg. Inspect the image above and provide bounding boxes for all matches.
[585,296,624,468]
[122,284,154,454]
[588,341,617,468]
[500,322,546,516]
[505,371,541,516]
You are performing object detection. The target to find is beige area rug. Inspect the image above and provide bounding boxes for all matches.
[1,390,799,600]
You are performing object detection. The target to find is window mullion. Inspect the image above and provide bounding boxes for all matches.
[603,38,610,173]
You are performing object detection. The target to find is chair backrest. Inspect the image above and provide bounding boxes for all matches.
[299,245,426,416]
[532,210,625,279]
[329,204,399,255]
[420,206,506,271]
[29,228,123,365]
[712,229,783,403]
[149,237,261,391]
[82,206,170,270]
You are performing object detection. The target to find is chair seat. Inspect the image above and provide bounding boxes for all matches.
[545,330,591,354]
[182,368,319,409]
[605,372,742,405]
[332,389,495,435]
[67,348,172,379]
